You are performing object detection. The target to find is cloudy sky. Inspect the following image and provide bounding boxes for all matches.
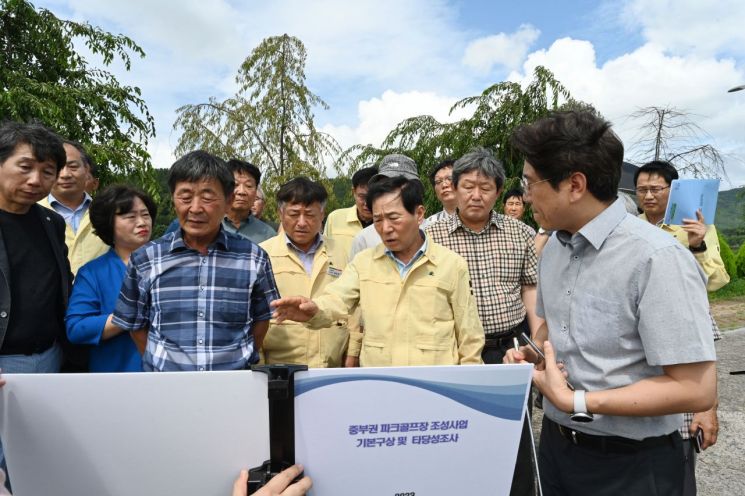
[38,0,745,189]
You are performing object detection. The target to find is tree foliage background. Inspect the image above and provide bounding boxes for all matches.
[0,0,158,198]
[338,66,583,218]
[174,34,341,220]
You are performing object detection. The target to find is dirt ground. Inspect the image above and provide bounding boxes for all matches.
[710,296,745,330]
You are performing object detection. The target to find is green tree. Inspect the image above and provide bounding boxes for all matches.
[174,34,341,219]
[338,66,578,216]
[0,0,158,196]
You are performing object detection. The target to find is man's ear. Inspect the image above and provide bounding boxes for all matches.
[415,204,426,224]
[568,172,588,201]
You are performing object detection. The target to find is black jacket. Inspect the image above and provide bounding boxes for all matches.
[0,204,86,369]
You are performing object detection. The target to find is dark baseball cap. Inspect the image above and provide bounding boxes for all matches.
[369,154,420,184]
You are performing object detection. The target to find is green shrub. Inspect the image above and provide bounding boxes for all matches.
[736,242,745,278]
[718,231,738,279]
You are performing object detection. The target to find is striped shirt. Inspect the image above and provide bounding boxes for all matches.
[426,210,538,335]
[113,227,280,372]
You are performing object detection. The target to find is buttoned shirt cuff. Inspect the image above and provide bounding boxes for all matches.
[346,329,363,357]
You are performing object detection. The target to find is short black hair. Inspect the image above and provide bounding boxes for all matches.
[168,150,234,197]
[89,184,157,247]
[277,177,328,209]
[634,160,678,187]
[352,166,379,188]
[428,159,455,186]
[502,188,525,204]
[366,175,424,215]
[62,140,94,170]
[0,121,66,173]
[511,111,624,202]
[227,159,261,185]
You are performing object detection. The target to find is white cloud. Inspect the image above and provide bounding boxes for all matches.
[148,138,177,169]
[33,0,745,188]
[623,0,745,57]
[321,89,472,153]
[462,24,540,73]
[509,37,745,187]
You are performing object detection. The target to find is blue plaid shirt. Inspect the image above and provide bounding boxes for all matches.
[113,227,280,371]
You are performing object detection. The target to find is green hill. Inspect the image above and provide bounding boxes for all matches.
[717,187,745,250]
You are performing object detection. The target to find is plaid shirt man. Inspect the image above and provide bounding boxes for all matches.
[113,227,279,371]
[426,210,538,335]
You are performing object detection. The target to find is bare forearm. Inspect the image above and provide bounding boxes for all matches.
[101,314,124,340]
[585,362,717,416]
[131,329,148,355]
[252,320,270,351]
[533,322,548,346]
[520,285,543,337]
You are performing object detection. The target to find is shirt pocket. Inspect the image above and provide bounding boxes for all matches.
[409,276,453,323]
[359,275,397,343]
[216,288,250,325]
[272,258,305,284]
[408,277,455,347]
[571,292,628,357]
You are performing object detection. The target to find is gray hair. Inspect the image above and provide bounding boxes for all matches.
[452,147,506,189]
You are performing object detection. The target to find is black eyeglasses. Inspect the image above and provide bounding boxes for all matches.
[635,186,669,196]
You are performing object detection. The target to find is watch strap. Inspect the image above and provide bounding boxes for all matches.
[690,240,707,253]
[573,390,588,414]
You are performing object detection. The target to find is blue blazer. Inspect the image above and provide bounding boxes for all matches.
[66,248,142,372]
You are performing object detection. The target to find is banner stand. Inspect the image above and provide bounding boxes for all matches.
[247,364,308,494]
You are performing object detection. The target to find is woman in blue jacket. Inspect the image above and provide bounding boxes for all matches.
[66,185,157,372]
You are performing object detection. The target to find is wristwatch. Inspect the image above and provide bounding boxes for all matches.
[570,390,594,423]
[690,241,707,253]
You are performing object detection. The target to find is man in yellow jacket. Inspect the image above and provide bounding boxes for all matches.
[635,160,729,292]
[272,176,484,367]
[39,140,107,275]
[322,166,378,256]
[260,177,352,368]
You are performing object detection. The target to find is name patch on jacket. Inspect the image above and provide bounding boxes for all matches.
[327,266,342,278]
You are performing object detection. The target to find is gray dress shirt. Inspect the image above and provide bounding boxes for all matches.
[537,198,716,440]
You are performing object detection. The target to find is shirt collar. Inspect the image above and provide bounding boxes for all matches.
[48,192,92,210]
[284,232,323,254]
[345,206,364,226]
[224,212,253,228]
[169,224,230,253]
[450,209,501,234]
[638,212,668,229]
[384,230,428,263]
[556,198,626,250]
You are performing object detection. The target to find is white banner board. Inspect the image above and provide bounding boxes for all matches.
[0,371,269,496]
[294,364,533,496]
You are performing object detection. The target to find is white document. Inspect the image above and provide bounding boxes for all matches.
[0,371,269,496]
[294,364,533,496]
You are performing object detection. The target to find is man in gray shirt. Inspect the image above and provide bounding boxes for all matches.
[507,111,716,495]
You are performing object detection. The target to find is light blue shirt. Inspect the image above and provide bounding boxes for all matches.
[385,231,428,279]
[48,192,92,233]
[285,233,323,275]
